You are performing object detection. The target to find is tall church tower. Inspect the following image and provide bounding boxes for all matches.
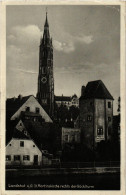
[37,12,54,118]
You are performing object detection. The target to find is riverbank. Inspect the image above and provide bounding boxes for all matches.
[6,167,120,190]
[6,167,120,176]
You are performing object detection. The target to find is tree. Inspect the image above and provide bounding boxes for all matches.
[117,96,120,114]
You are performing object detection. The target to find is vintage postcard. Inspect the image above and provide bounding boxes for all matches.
[0,1,125,194]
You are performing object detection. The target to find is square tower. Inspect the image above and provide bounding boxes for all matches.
[79,80,114,150]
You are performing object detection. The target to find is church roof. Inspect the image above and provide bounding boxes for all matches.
[6,95,32,120]
[80,80,114,100]
[55,96,71,102]
[44,12,49,27]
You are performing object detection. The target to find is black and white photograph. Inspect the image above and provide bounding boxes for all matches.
[1,2,125,193]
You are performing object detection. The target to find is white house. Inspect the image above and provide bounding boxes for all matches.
[6,95,52,123]
[6,131,42,166]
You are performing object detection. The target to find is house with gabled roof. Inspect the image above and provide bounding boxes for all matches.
[55,94,79,108]
[6,129,42,166]
[6,95,52,123]
[6,95,59,153]
[79,80,114,150]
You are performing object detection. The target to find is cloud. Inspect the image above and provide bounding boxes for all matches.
[18,68,37,74]
[53,34,93,53]
[8,24,93,56]
[7,25,42,54]
[75,35,94,44]
[8,25,42,43]
[53,40,75,53]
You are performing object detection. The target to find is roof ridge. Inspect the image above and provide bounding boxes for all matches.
[92,80,101,98]
[100,81,114,100]
[81,80,113,100]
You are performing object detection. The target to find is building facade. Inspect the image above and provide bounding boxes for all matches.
[79,80,114,149]
[36,12,54,118]
[6,135,42,166]
[6,95,52,123]
[55,94,79,108]
[62,127,81,149]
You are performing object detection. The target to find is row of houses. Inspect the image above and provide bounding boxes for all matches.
[6,95,55,166]
[6,94,80,166]
[55,94,79,108]
[6,79,115,165]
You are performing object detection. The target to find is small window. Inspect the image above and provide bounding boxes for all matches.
[26,107,30,112]
[36,107,40,114]
[20,141,24,147]
[108,102,111,108]
[9,144,11,146]
[108,117,111,122]
[23,155,30,161]
[64,135,69,142]
[24,131,27,135]
[33,145,35,147]
[97,127,103,135]
[6,155,11,161]
[14,155,20,161]
[71,135,75,142]
[87,115,92,121]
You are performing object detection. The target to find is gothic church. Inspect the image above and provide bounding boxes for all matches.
[36,12,54,118]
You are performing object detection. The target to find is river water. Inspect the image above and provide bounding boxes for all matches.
[6,173,120,190]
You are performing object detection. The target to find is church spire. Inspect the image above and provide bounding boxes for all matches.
[42,11,50,44]
[44,11,49,27]
[37,10,54,118]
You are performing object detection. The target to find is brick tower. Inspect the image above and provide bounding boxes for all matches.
[37,12,54,118]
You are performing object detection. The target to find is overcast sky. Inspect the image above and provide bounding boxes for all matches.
[6,5,120,114]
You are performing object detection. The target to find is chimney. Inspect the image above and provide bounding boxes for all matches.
[81,86,86,96]
[13,97,16,101]
[18,94,23,100]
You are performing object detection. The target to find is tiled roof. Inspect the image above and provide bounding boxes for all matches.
[24,121,61,151]
[55,96,71,102]
[80,80,114,100]
[12,129,30,140]
[6,95,32,120]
